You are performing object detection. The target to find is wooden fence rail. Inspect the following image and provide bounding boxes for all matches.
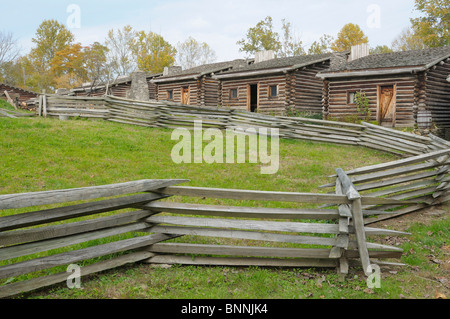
[0,178,411,298]
[37,94,450,218]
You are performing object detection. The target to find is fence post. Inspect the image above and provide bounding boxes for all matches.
[336,168,371,276]
[332,178,351,279]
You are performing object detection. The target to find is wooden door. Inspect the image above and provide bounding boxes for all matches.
[181,87,190,105]
[378,85,396,126]
[247,84,258,112]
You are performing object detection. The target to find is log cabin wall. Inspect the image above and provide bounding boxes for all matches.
[425,58,450,129]
[199,77,220,107]
[292,62,331,115]
[325,74,417,127]
[156,80,199,105]
[110,82,131,98]
[220,74,287,116]
[0,84,38,104]
[148,80,157,100]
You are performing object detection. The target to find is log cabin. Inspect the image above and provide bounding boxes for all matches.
[317,46,450,130]
[71,72,162,100]
[212,51,348,116]
[0,83,38,109]
[152,60,253,107]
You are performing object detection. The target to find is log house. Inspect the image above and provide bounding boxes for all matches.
[317,46,450,130]
[152,60,253,107]
[212,52,348,116]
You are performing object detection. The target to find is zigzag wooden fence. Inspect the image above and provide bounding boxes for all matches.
[37,94,450,219]
[0,176,412,298]
[1,93,447,297]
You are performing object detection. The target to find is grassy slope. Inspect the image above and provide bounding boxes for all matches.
[0,117,448,299]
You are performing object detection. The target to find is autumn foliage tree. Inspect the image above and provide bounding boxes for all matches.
[411,0,449,47]
[130,31,177,74]
[331,23,369,52]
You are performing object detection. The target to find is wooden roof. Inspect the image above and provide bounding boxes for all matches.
[318,46,450,79]
[212,53,348,79]
[153,59,253,83]
[0,83,38,96]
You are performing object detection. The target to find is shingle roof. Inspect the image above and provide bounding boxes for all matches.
[220,52,347,75]
[157,59,254,80]
[324,46,450,73]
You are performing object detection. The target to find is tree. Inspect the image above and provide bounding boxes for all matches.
[0,31,21,84]
[130,31,177,74]
[411,0,449,47]
[331,23,369,52]
[391,27,427,51]
[176,37,217,70]
[279,19,305,57]
[370,45,394,54]
[83,42,111,86]
[21,20,75,92]
[31,20,74,68]
[237,16,281,57]
[51,43,87,88]
[105,25,136,77]
[308,34,334,55]
[0,31,20,68]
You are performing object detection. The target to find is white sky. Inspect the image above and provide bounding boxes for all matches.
[1,0,420,62]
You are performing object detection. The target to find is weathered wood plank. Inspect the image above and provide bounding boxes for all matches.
[0,193,165,232]
[0,179,188,210]
[148,243,335,259]
[0,233,176,279]
[333,149,450,177]
[0,210,152,246]
[144,202,340,220]
[0,250,155,299]
[0,222,150,261]
[146,255,337,268]
[149,225,337,246]
[147,215,340,234]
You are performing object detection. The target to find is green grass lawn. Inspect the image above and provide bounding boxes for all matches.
[0,116,448,300]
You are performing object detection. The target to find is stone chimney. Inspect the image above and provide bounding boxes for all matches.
[254,50,275,64]
[163,66,183,76]
[126,71,150,101]
[348,43,370,62]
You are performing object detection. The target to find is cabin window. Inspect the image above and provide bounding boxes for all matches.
[167,90,174,100]
[230,88,238,99]
[347,91,357,104]
[269,85,278,98]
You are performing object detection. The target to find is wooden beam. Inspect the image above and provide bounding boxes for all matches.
[0,179,188,210]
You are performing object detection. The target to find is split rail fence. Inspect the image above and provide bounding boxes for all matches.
[38,94,450,219]
[0,176,412,298]
[0,94,449,297]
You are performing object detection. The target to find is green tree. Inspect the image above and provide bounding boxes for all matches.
[23,20,75,92]
[308,34,334,54]
[279,19,305,57]
[391,27,427,51]
[105,25,136,76]
[31,20,75,68]
[411,0,449,47]
[237,16,281,57]
[370,45,394,55]
[331,23,369,52]
[130,31,177,74]
[84,42,111,85]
